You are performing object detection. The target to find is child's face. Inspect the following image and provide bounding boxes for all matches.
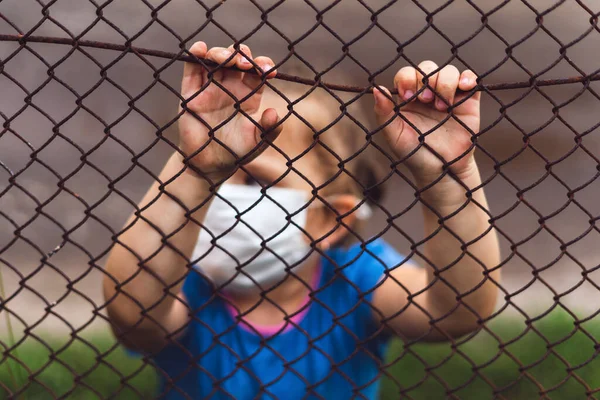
[192,88,363,293]
[225,115,339,248]
[222,90,361,250]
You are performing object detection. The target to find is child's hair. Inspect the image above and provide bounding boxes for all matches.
[262,75,389,245]
[264,78,387,205]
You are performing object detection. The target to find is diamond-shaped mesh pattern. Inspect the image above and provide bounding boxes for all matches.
[2,1,600,399]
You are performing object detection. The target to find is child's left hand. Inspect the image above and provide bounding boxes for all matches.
[373,61,481,184]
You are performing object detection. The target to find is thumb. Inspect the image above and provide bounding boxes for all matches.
[241,108,282,164]
[254,108,282,145]
[373,85,404,144]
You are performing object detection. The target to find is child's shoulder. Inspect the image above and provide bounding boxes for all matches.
[182,268,215,308]
[323,239,413,288]
[326,238,406,267]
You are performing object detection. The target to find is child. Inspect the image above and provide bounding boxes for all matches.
[103,41,500,399]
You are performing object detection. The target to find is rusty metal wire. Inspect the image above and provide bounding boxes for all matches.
[1,33,599,93]
[1,0,600,399]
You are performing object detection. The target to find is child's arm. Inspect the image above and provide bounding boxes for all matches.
[102,42,280,352]
[371,62,501,341]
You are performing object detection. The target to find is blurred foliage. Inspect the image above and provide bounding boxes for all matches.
[381,309,600,399]
[0,335,156,399]
[0,309,599,399]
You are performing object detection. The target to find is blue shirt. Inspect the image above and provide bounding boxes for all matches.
[153,239,409,399]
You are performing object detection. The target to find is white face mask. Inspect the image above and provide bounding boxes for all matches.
[192,184,312,294]
[192,184,373,294]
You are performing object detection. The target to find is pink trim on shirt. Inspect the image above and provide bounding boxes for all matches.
[225,263,322,336]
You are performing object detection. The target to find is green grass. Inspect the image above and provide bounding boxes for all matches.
[0,335,157,399]
[381,309,600,399]
[1,309,599,399]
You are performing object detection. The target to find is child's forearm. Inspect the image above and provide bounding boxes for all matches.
[417,161,500,335]
[103,152,214,340]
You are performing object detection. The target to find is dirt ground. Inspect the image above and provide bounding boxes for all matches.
[2,0,600,337]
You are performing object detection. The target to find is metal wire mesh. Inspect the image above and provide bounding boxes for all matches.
[2,0,600,399]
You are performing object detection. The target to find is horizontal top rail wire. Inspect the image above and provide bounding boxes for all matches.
[0,34,598,93]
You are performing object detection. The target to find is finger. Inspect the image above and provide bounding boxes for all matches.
[393,67,417,102]
[458,70,478,92]
[224,44,250,82]
[205,46,236,82]
[205,46,237,67]
[182,41,207,97]
[416,61,439,104]
[254,56,277,78]
[242,56,277,89]
[234,44,254,70]
[434,65,460,112]
[455,70,481,114]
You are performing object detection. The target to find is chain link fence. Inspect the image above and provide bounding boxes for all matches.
[1,0,600,399]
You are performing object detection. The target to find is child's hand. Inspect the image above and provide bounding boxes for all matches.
[373,61,480,184]
[178,42,281,180]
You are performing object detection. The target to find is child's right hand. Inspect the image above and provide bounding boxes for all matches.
[178,42,281,180]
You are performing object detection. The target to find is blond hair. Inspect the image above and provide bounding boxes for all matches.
[261,76,388,245]
[263,78,387,205]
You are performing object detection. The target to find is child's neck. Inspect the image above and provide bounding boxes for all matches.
[225,255,320,328]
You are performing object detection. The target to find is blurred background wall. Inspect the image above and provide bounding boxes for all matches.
[1,0,600,335]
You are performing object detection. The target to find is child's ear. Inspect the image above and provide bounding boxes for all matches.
[313,194,359,250]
